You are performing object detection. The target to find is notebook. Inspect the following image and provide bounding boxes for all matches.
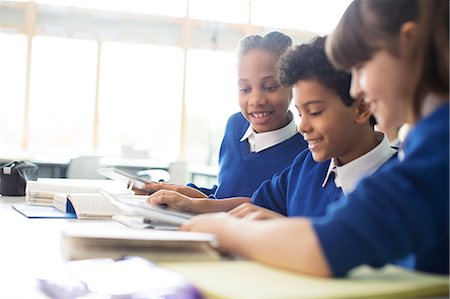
[160,260,450,299]
[60,222,220,262]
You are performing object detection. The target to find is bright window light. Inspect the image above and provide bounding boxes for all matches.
[189,0,249,24]
[0,33,26,148]
[98,42,184,161]
[185,49,237,167]
[251,0,353,34]
[35,0,187,17]
[28,36,98,154]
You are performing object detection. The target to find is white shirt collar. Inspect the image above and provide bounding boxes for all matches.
[240,112,298,153]
[322,132,397,195]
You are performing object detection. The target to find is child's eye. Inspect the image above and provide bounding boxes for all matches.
[239,87,250,94]
[309,111,322,116]
[263,85,280,92]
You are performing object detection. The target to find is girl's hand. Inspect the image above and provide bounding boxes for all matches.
[146,190,196,212]
[144,182,207,198]
[228,203,285,220]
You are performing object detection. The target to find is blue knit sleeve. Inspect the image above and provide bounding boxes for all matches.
[251,150,310,215]
[251,171,289,215]
[186,183,218,197]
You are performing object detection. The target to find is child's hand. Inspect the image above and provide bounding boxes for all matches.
[179,212,239,252]
[146,190,196,212]
[228,203,284,220]
[144,182,207,198]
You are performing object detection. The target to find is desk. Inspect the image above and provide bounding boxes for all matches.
[1,196,448,299]
[0,196,65,298]
[0,196,117,298]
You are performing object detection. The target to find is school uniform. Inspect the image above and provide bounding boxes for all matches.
[313,103,449,276]
[252,132,396,217]
[187,112,307,199]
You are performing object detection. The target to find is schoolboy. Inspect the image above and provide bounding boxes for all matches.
[149,36,396,219]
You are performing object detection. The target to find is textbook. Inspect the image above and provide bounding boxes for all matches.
[53,193,129,220]
[60,222,220,262]
[160,260,450,299]
[26,178,129,206]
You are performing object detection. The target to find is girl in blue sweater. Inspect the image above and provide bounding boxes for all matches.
[180,0,449,277]
[143,32,306,204]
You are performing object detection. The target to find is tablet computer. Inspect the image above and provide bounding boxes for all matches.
[100,190,197,226]
[97,168,154,193]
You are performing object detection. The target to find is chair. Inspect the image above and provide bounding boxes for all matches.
[66,156,104,179]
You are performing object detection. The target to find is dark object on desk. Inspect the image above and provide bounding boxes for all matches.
[0,160,38,196]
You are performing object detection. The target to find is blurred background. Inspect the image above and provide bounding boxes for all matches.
[0,0,352,183]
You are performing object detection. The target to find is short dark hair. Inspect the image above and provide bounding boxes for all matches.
[279,36,353,107]
[280,36,376,126]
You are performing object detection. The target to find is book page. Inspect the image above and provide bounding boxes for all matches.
[68,193,124,219]
[25,179,130,205]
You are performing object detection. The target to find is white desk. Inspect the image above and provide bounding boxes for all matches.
[1,196,448,299]
[0,196,116,298]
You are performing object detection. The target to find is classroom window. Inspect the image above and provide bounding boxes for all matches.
[184,49,237,167]
[188,0,249,24]
[251,0,353,34]
[97,42,184,161]
[34,0,188,17]
[0,33,27,150]
[28,36,98,154]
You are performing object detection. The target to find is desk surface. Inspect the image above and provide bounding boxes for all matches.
[1,196,448,299]
[0,196,118,298]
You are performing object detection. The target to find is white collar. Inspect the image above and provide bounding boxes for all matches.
[322,132,397,195]
[240,112,298,153]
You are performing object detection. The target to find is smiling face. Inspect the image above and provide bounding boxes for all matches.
[294,80,368,165]
[350,49,412,130]
[238,49,292,133]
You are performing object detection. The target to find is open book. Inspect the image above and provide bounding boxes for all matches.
[60,222,220,262]
[26,179,130,206]
[53,193,132,220]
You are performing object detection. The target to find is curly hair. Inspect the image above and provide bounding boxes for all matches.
[279,36,353,107]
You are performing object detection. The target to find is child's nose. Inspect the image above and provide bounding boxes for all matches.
[298,117,311,134]
[248,90,267,105]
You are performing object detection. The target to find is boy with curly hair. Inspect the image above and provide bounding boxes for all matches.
[150,36,395,219]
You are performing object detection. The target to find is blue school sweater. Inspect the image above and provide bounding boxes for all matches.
[188,112,307,199]
[313,102,449,276]
[252,150,341,217]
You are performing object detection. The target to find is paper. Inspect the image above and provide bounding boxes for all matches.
[160,261,450,299]
[11,203,76,219]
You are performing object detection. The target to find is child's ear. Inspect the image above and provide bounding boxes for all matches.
[399,21,420,59]
[354,100,372,124]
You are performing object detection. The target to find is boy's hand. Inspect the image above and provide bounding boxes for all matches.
[229,203,285,220]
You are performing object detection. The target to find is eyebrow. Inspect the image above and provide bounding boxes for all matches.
[300,99,325,108]
[238,75,278,83]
